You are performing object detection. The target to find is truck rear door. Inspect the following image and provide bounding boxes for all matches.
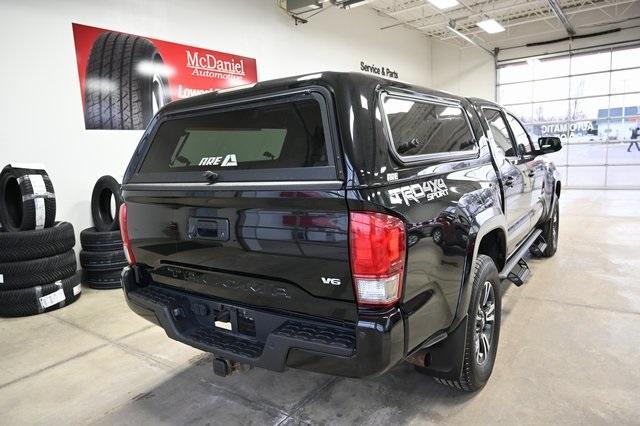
[481,107,532,254]
[123,89,357,322]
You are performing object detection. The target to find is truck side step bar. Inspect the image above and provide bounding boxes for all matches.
[529,238,548,257]
[506,259,530,286]
[499,229,542,285]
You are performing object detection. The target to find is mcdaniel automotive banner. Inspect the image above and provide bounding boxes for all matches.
[72,23,258,130]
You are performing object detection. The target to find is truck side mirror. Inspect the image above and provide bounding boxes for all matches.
[537,137,562,154]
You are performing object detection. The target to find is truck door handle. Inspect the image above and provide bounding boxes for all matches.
[527,171,535,177]
[504,176,515,186]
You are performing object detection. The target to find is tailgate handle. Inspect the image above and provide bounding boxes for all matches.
[187,218,230,241]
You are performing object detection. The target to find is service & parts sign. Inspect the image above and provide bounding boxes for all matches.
[72,23,258,130]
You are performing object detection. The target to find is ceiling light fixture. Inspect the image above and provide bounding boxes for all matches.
[476,18,505,34]
[426,0,459,10]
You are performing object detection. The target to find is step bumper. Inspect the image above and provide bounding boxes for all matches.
[121,267,404,378]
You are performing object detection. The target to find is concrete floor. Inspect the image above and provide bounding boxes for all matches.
[1,189,639,425]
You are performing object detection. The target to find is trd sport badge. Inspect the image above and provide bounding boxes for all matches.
[388,178,449,206]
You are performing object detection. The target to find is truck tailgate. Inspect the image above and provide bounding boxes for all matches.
[123,88,357,322]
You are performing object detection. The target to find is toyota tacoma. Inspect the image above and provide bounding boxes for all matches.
[119,72,562,391]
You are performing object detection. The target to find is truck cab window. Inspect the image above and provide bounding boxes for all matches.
[383,96,476,159]
[482,108,516,157]
[506,113,534,156]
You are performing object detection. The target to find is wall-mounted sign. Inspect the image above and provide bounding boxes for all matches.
[72,23,258,130]
[360,61,399,79]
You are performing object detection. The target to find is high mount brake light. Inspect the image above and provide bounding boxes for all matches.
[349,212,406,308]
[119,203,136,266]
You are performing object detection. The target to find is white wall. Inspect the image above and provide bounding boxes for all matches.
[0,0,430,241]
[430,39,496,100]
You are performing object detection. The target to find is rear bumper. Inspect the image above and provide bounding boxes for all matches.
[122,267,404,378]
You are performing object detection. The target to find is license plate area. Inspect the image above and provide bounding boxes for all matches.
[187,295,290,343]
[212,306,256,338]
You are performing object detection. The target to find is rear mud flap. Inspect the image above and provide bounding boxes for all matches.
[415,315,468,380]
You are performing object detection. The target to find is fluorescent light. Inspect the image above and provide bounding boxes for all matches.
[476,18,505,34]
[426,0,459,10]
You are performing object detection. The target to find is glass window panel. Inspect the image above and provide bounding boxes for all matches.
[546,144,568,166]
[532,100,569,122]
[536,121,570,144]
[499,82,533,104]
[533,78,569,102]
[608,141,640,164]
[611,46,640,70]
[570,96,609,121]
[504,103,533,123]
[383,98,476,157]
[498,62,533,84]
[525,124,543,143]
[606,165,640,187]
[533,57,570,79]
[538,120,602,144]
[567,143,607,165]
[611,69,640,94]
[570,51,611,74]
[570,72,610,98]
[498,47,640,188]
[140,98,329,175]
[482,108,517,157]
[609,93,640,116]
[506,113,533,154]
[610,107,623,117]
[556,166,568,182]
[607,117,640,142]
[566,166,605,187]
[567,119,605,144]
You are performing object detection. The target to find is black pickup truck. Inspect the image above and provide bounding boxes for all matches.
[119,72,562,392]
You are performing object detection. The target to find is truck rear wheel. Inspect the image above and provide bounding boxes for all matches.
[434,254,502,392]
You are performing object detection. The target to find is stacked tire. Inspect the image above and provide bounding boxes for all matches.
[80,176,126,289]
[0,165,81,317]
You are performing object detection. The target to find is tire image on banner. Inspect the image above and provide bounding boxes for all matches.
[84,32,171,130]
[72,23,259,130]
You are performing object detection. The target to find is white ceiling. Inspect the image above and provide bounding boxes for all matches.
[367,0,640,50]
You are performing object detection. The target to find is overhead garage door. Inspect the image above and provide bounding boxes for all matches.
[497,44,640,188]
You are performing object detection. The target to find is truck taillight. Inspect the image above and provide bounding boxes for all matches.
[349,212,406,308]
[119,203,136,266]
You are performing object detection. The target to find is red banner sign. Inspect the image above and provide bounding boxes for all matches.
[72,23,258,130]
